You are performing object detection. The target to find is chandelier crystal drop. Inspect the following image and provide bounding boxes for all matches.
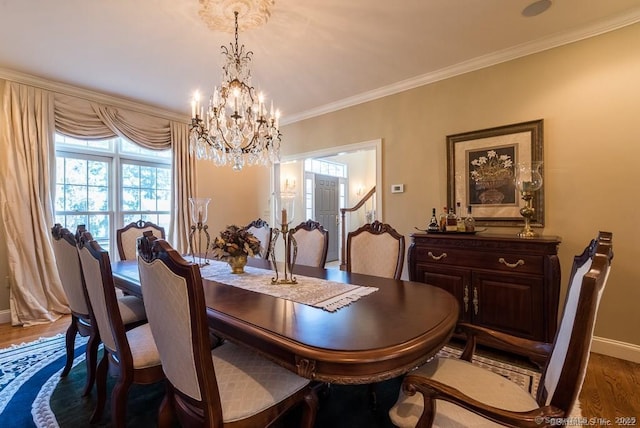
[189,10,281,171]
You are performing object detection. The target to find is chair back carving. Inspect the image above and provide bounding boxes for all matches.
[346,221,405,280]
[116,220,165,261]
[538,231,613,411]
[77,232,130,360]
[245,218,272,259]
[289,220,329,268]
[51,224,90,316]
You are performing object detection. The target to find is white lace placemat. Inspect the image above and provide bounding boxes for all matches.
[199,260,377,312]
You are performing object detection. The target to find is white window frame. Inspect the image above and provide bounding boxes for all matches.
[54,134,171,254]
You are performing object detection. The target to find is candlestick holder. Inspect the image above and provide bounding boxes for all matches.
[270,191,297,284]
[514,162,543,238]
[188,197,211,266]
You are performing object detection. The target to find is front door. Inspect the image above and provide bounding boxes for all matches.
[315,174,339,262]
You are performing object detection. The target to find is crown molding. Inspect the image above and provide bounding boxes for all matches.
[281,9,640,126]
[0,67,189,123]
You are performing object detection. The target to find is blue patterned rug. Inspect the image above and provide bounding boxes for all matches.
[0,335,546,427]
[0,334,87,427]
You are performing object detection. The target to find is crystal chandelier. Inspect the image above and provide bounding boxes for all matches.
[189,11,281,171]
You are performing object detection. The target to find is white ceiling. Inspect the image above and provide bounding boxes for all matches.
[1,0,640,124]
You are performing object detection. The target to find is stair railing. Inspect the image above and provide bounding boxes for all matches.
[340,186,376,270]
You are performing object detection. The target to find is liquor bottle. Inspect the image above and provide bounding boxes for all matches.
[465,205,476,232]
[439,206,448,232]
[446,208,458,232]
[427,208,440,232]
[456,202,465,232]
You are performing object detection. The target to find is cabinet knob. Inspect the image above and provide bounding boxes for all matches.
[427,251,447,261]
[498,257,525,268]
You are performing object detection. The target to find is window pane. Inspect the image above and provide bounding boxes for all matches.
[87,161,108,186]
[157,190,171,211]
[140,165,156,189]
[122,187,140,211]
[120,139,171,158]
[157,167,171,189]
[66,184,88,211]
[141,189,157,211]
[65,158,87,185]
[122,163,140,187]
[88,186,108,211]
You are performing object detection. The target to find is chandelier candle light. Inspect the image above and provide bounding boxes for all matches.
[269,191,297,284]
[190,10,281,171]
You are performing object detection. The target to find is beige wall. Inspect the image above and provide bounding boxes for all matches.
[280,23,640,347]
[195,159,271,236]
[1,23,638,351]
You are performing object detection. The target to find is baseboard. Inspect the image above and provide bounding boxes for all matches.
[592,335,640,363]
[0,309,11,324]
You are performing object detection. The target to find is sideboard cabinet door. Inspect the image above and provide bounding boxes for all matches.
[408,233,561,353]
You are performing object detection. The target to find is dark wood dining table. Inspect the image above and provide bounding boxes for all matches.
[111,257,459,385]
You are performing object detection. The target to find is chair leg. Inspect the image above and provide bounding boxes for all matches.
[82,331,100,397]
[157,382,176,428]
[111,374,133,428]
[368,383,378,410]
[299,387,319,428]
[61,317,78,377]
[91,351,109,423]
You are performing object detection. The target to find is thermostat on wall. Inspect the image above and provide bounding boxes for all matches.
[391,184,404,193]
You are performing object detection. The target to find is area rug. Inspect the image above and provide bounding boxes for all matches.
[1,336,572,427]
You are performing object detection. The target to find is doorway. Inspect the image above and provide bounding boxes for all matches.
[273,139,382,266]
[315,174,339,262]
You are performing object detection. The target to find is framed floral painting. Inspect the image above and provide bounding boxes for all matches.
[446,119,544,227]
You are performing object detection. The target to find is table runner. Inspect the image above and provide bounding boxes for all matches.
[199,260,377,312]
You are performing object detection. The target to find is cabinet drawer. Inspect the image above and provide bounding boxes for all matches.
[414,246,543,274]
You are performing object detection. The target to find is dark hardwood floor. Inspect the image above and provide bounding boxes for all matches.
[2,316,638,425]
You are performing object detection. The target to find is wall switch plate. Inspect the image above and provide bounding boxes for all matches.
[391,184,404,193]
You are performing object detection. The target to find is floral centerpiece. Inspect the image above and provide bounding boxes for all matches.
[211,225,261,273]
[470,150,513,204]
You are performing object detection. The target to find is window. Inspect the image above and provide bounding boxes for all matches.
[54,134,171,253]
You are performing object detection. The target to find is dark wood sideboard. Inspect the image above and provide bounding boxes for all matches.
[409,233,561,355]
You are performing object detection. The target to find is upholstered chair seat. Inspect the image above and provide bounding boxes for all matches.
[389,231,614,428]
[210,341,311,422]
[390,357,538,427]
[117,295,147,325]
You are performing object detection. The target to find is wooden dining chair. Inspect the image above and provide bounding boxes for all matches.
[289,220,329,268]
[50,224,147,397]
[389,231,614,428]
[346,220,405,280]
[245,217,272,259]
[137,234,319,428]
[116,219,165,261]
[76,231,164,427]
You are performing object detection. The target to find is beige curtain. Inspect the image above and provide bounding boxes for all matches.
[170,121,196,253]
[53,93,195,252]
[1,83,195,325]
[0,82,69,325]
